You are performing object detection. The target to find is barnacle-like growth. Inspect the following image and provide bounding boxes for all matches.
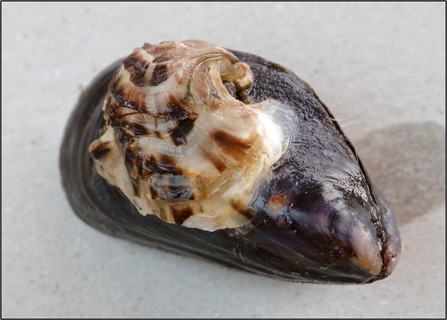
[89,40,284,231]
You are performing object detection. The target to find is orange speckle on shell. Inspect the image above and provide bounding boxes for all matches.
[269,193,286,207]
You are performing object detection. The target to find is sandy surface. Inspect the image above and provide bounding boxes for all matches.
[2,3,445,317]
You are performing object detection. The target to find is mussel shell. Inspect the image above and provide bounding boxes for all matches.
[60,49,400,283]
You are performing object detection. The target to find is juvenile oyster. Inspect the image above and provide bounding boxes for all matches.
[89,41,284,231]
[60,40,401,284]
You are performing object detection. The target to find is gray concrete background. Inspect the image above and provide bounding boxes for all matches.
[2,2,445,318]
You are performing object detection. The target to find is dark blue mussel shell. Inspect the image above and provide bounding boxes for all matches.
[60,49,400,284]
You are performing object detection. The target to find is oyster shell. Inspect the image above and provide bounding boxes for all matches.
[60,40,401,284]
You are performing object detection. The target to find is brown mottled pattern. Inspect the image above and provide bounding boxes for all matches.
[89,40,276,230]
[212,130,252,155]
[123,51,150,86]
[163,98,191,120]
[124,148,137,177]
[149,183,159,200]
[115,127,134,144]
[130,177,141,197]
[201,147,227,172]
[150,64,169,86]
[154,155,182,175]
[152,56,169,63]
[172,207,194,225]
[131,122,149,136]
[171,118,195,146]
[109,75,143,111]
[149,174,193,200]
[124,147,183,180]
